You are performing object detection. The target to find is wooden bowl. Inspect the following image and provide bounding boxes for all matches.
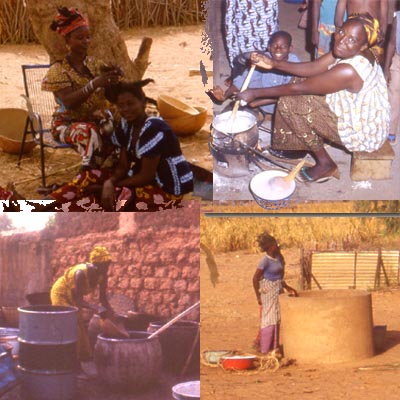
[157,95,200,119]
[220,355,257,370]
[164,106,208,137]
[0,108,35,154]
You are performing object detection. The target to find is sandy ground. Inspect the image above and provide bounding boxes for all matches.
[200,250,400,400]
[0,25,213,199]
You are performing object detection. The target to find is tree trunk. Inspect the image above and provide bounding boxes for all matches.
[24,0,151,81]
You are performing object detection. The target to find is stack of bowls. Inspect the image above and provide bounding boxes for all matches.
[157,95,207,137]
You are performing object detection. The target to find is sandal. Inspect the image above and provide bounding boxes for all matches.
[300,167,340,183]
[388,134,397,145]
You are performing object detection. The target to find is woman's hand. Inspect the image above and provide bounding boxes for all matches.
[234,88,256,105]
[93,69,122,89]
[256,295,262,305]
[209,86,226,102]
[251,52,274,70]
[101,179,116,211]
[288,288,298,297]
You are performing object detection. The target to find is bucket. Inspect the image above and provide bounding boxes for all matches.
[373,325,387,353]
[17,305,79,400]
[0,328,19,358]
[94,331,162,391]
[147,320,200,374]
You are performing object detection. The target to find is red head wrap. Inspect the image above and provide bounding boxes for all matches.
[50,7,89,37]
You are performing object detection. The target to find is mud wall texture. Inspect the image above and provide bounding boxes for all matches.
[0,203,200,319]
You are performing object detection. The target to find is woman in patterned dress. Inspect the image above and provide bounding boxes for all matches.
[252,233,297,354]
[236,13,390,183]
[47,80,193,212]
[224,0,279,79]
[50,246,114,361]
[42,7,122,169]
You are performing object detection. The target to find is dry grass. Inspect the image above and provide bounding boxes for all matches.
[0,0,205,44]
[201,202,400,253]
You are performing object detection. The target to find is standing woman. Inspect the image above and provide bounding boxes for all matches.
[253,233,297,354]
[224,0,278,78]
[42,7,122,169]
[50,246,114,361]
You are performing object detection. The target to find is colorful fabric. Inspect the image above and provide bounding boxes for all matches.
[272,93,340,151]
[50,263,104,360]
[259,278,282,328]
[42,57,113,166]
[115,117,194,196]
[348,13,380,47]
[326,55,389,152]
[0,187,13,200]
[260,324,279,354]
[89,246,111,264]
[52,7,89,37]
[233,52,300,113]
[49,167,184,212]
[224,0,279,67]
[316,22,336,58]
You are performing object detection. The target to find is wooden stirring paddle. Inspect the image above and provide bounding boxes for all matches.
[269,159,306,192]
[229,64,256,130]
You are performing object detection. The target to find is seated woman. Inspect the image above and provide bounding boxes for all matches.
[236,13,389,182]
[47,79,194,211]
[42,7,123,169]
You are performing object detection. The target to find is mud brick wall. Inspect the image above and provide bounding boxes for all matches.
[0,203,200,320]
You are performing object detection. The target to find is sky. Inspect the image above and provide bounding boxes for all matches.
[4,211,55,232]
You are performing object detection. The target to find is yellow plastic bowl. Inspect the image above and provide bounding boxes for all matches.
[0,108,36,154]
[157,95,200,119]
[164,106,208,137]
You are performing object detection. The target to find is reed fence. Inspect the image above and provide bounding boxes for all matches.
[0,0,205,44]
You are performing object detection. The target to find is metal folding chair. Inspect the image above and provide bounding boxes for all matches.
[17,64,74,188]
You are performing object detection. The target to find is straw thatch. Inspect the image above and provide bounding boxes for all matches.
[0,0,205,44]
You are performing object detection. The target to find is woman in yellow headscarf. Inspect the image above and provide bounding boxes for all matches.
[50,245,114,361]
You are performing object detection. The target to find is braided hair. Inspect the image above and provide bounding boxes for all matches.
[105,79,157,106]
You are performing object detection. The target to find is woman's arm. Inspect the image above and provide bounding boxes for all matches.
[384,16,397,80]
[335,0,347,28]
[252,51,336,78]
[55,69,121,109]
[253,269,264,305]
[73,270,100,312]
[311,0,322,48]
[115,155,161,188]
[236,62,363,105]
[379,0,388,39]
[101,147,130,211]
[282,281,298,296]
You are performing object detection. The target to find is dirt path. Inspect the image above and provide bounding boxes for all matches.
[200,250,400,400]
[0,25,213,199]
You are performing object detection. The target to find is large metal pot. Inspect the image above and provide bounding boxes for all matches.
[211,110,259,154]
[17,305,79,400]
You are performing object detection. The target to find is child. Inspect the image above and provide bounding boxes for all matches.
[312,0,342,58]
[384,6,400,145]
[209,31,300,116]
[335,0,388,63]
